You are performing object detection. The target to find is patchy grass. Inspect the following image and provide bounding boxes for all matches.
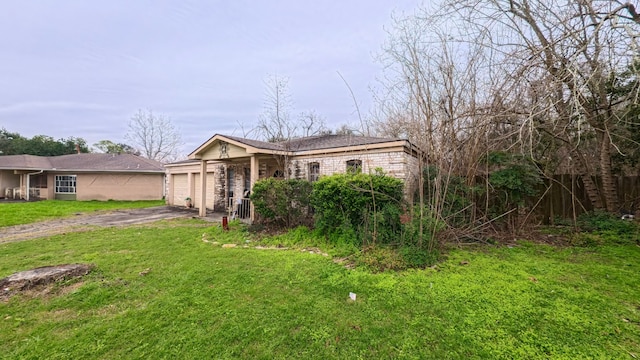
[0,200,165,227]
[1,221,639,359]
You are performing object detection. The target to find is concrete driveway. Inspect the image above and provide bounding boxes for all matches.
[0,206,201,244]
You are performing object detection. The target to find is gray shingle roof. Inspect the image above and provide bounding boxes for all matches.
[0,155,51,170]
[225,134,403,152]
[186,133,412,162]
[0,153,164,172]
[279,134,403,151]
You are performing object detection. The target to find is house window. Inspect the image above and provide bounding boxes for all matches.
[243,168,251,196]
[55,175,77,193]
[309,162,320,182]
[346,159,362,174]
[273,169,284,178]
[227,167,235,198]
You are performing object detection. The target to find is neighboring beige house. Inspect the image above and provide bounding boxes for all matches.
[165,134,422,221]
[0,153,165,201]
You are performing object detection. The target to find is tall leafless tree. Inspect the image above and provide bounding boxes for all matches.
[255,74,328,142]
[125,109,183,163]
[298,110,329,138]
[375,12,499,243]
[255,75,296,142]
[379,0,640,215]
[457,0,640,212]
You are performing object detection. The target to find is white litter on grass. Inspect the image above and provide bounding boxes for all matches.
[349,292,357,301]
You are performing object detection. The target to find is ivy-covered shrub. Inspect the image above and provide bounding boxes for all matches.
[485,151,542,212]
[311,172,404,245]
[250,178,313,227]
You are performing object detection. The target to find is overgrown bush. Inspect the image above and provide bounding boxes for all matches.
[420,165,478,227]
[481,152,543,232]
[311,171,404,246]
[357,246,406,272]
[485,151,542,212]
[356,244,440,272]
[401,205,446,250]
[250,178,313,227]
[567,210,640,245]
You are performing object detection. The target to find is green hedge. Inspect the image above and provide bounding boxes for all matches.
[250,178,313,227]
[311,172,404,245]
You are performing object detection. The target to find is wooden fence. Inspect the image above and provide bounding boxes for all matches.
[534,175,640,222]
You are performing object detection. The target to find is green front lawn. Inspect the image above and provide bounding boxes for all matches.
[0,200,165,227]
[1,220,638,359]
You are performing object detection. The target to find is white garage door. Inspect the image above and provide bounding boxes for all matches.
[172,174,188,206]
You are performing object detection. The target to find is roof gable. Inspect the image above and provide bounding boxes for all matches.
[189,134,287,159]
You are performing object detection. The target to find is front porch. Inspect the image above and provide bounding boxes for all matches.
[166,134,292,223]
[1,170,48,201]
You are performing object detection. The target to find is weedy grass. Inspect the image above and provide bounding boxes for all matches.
[0,222,639,359]
[0,200,165,227]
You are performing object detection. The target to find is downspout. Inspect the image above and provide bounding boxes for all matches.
[25,170,44,201]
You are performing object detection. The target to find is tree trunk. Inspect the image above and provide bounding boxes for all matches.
[572,150,604,209]
[599,130,619,212]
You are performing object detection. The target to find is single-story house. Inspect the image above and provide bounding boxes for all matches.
[0,153,165,201]
[165,134,422,221]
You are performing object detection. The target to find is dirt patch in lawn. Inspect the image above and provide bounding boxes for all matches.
[0,206,197,244]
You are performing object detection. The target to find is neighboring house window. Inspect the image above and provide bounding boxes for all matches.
[309,162,320,182]
[346,159,362,174]
[31,173,47,188]
[55,175,77,193]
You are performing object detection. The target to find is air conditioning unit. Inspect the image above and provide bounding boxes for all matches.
[4,188,13,199]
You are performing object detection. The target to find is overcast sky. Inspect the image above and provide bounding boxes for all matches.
[0,1,422,156]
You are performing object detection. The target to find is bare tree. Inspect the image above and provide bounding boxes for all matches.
[254,74,329,142]
[298,110,329,137]
[378,0,640,220]
[334,124,356,136]
[255,75,295,142]
[443,0,640,212]
[125,109,183,163]
[375,11,498,243]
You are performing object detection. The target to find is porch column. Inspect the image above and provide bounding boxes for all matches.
[25,174,30,201]
[199,160,207,217]
[187,172,195,203]
[19,174,24,199]
[250,155,259,222]
[167,174,174,205]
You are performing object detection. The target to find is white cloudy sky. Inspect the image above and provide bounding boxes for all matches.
[0,1,423,155]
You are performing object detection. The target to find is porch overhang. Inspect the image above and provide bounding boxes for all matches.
[189,134,292,161]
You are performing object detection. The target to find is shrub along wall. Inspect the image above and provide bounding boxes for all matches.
[311,171,405,246]
[250,178,313,227]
